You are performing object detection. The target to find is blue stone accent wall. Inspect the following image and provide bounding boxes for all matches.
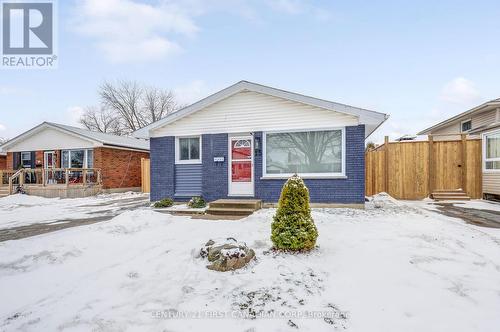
[254,125,366,204]
[201,133,229,201]
[150,136,175,201]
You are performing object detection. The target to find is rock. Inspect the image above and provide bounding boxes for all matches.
[200,239,256,272]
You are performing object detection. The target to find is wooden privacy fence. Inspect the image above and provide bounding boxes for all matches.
[365,135,482,199]
[141,158,150,193]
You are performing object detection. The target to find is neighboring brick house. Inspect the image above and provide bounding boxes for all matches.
[0,153,6,170]
[0,122,149,192]
[135,81,387,206]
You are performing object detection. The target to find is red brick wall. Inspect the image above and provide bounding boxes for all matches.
[93,147,149,189]
[35,151,44,168]
[6,152,13,170]
[0,155,6,170]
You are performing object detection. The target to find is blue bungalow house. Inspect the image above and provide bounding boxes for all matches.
[134,81,388,206]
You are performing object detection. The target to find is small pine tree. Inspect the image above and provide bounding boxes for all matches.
[271,174,318,251]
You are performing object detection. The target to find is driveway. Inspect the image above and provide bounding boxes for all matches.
[0,193,150,242]
[435,202,500,228]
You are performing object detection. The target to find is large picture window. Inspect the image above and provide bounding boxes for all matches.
[176,136,201,164]
[62,149,93,168]
[484,131,500,171]
[264,129,344,177]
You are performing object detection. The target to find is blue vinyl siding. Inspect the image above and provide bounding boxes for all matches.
[175,164,202,197]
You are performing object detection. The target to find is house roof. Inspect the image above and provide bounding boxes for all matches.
[418,98,500,135]
[0,122,149,152]
[133,81,389,139]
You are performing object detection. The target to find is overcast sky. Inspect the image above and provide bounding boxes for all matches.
[1,0,499,143]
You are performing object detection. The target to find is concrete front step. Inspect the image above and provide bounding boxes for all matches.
[205,207,256,216]
[0,188,9,198]
[209,199,262,210]
[206,199,262,217]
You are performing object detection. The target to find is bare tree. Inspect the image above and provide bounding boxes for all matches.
[79,106,125,135]
[142,86,177,124]
[79,80,180,135]
[99,80,143,133]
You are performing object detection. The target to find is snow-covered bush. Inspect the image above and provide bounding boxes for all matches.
[271,174,318,251]
[188,196,206,208]
[153,198,174,208]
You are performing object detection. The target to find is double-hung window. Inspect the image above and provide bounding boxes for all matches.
[176,136,201,164]
[484,131,500,171]
[263,128,345,178]
[21,152,32,168]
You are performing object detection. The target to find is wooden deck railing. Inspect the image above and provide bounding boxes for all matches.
[3,168,102,194]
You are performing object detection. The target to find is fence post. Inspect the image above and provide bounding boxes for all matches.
[65,169,69,187]
[461,134,467,194]
[428,135,434,196]
[384,136,389,194]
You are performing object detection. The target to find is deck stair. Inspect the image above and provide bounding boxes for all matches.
[206,199,262,216]
[431,189,470,201]
[0,187,9,198]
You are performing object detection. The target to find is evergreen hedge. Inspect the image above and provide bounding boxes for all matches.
[271,174,318,251]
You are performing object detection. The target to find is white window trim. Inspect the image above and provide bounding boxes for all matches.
[482,129,500,173]
[175,136,202,164]
[262,127,346,179]
[20,151,32,168]
[461,119,472,133]
[62,149,93,169]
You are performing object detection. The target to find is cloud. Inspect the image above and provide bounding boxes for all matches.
[72,0,332,63]
[440,77,481,105]
[72,0,198,63]
[0,123,6,131]
[267,0,303,15]
[0,86,20,95]
[66,106,85,126]
[174,80,211,105]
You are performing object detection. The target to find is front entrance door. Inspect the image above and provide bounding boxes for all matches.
[44,151,56,169]
[228,136,254,196]
[44,151,56,184]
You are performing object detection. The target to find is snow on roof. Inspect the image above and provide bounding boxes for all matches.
[134,80,389,139]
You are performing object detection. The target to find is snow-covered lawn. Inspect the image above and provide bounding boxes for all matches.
[0,195,500,331]
[0,192,149,228]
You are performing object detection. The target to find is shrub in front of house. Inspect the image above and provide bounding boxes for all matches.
[188,196,206,208]
[271,174,318,251]
[153,198,174,208]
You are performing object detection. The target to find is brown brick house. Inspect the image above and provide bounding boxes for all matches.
[1,122,149,193]
[0,153,6,170]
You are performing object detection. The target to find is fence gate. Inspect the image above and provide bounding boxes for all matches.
[365,135,482,199]
[141,158,150,193]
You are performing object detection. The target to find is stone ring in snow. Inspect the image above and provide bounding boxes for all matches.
[200,238,256,272]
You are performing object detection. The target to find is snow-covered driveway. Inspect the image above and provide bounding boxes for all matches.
[0,193,150,241]
[0,195,499,331]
